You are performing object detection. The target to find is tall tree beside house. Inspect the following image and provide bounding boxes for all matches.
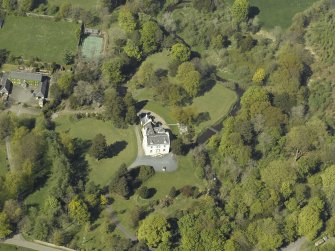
[176,62,201,97]
[90,133,108,160]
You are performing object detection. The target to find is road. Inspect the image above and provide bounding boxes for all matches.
[3,234,69,251]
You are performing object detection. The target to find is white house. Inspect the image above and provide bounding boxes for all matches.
[140,114,170,156]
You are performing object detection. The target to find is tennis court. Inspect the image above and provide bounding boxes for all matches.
[81,35,103,59]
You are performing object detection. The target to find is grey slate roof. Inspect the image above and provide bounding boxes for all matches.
[0,75,12,94]
[9,72,43,82]
[141,115,170,145]
[34,81,49,99]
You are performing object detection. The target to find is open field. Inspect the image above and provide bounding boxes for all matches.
[0,16,79,63]
[55,116,137,186]
[226,0,318,29]
[48,0,98,10]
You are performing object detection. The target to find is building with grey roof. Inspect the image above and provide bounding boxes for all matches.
[140,114,170,156]
[0,74,12,98]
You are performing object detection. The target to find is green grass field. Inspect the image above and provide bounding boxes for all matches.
[112,154,205,231]
[55,116,137,186]
[0,16,79,63]
[226,0,318,29]
[48,0,98,10]
[82,35,103,59]
[0,143,8,177]
[133,84,237,134]
[0,244,34,251]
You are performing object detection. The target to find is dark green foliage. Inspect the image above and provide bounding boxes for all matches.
[109,164,131,198]
[138,186,150,199]
[192,0,216,12]
[169,186,177,198]
[89,133,108,160]
[0,49,9,67]
[171,138,184,155]
[138,166,155,182]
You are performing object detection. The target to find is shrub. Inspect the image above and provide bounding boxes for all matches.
[138,186,150,199]
[138,165,155,182]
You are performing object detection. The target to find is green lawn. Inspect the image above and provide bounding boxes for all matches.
[133,84,237,135]
[0,244,34,251]
[0,16,79,63]
[55,116,137,186]
[48,0,98,11]
[227,0,319,29]
[0,142,8,177]
[112,154,205,231]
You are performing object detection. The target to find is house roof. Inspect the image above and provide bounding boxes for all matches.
[0,75,12,94]
[34,80,49,98]
[9,72,43,82]
[141,114,170,145]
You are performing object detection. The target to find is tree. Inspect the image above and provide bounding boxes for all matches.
[178,199,230,251]
[3,199,22,224]
[140,21,163,54]
[64,51,75,65]
[0,49,9,67]
[231,0,249,23]
[176,62,201,97]
[118,6,137,33]
[252,68,265,84]
[124,39,142,61]
[138,165,155,182]
[171,138,184,155]
[246,218,283,250]
[135,61,157,87]
[298,197,324,240]
[68,197,90,224]
[19,0,33,12]
[137,214,171,248]
[137,186,150,199]
[90,134,108,160]
[57,72,74,96]
[102,59,125,86]
[0,212,12,239]
[192,0,216,12]
[2,0,17,10]
[170,43,191,63]
[169,186,177,198]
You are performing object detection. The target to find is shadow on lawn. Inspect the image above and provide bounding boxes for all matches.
[107,140,128,158]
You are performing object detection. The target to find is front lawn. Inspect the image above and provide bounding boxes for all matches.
[54,116,137,186]
[0,16,79,63]
[112,154,205,231]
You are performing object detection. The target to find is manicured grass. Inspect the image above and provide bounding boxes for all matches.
[0,142,8,177]
[145,50,170,71]
[55,116,137,186]
[48,0,98,10]
[0,16,79,63]
[133,84,237,135]
[112,154,205,231]
[0,244,34,251]
[227,0,318,29]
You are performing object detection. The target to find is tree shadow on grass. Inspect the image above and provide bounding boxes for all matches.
[70,138,91,185]
[107,140,128,158]
[249,6,260,19]
[135,100,148,113]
